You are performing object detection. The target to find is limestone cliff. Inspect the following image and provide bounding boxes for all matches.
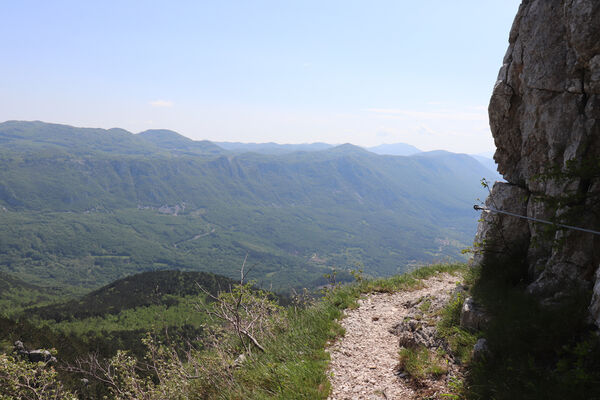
[476,0,600,325]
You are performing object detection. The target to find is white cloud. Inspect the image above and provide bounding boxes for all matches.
[149,100,174,108]
[417,125,436,135]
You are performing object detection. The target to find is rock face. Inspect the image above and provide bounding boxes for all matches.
[479,0,600,326]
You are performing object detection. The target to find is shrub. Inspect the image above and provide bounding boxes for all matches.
[0,353,77,400]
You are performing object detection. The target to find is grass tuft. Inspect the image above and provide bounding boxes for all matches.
[398,346,448,380]
[437,290,477,364]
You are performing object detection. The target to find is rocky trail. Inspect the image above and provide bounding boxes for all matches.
[327,273,462,400]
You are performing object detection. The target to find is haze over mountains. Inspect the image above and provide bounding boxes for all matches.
[216,141,424,158]
[0,120,498,294]
[215,136,500,181]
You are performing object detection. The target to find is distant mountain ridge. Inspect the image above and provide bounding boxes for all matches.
[0,120,166,156]
[207,139,499,181]
[215,141,333,154]
[138,129,225,155]
[215,141,423,157]
[367,143,422,156]
[0,120,498,177]
[471,154,500,179]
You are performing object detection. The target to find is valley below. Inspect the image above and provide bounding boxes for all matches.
[0,121,496,295]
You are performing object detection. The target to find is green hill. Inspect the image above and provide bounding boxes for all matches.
[27,270,239,322]
[0,120,162,156]
[138,129,226,156]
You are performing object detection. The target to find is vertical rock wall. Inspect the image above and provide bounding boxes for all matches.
[478,0,600,325]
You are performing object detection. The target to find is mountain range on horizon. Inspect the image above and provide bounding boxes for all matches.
[142,125,499,172]
[0,120,500,293]
[0,120,499,174]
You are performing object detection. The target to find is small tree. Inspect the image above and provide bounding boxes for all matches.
[0,353,77,400]
[67,336,201,400]
[199,254,283,354]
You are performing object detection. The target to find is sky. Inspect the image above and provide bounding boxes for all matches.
[0,1,522,154]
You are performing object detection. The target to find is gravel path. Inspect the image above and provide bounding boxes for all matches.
[327,273,458,400]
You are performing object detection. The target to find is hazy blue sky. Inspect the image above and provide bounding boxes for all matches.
[0,1,521,153]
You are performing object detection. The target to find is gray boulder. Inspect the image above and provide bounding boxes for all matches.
[460,297,489,331]
[472,338,490,361]
[14,341,57,364]
[391,318,443,349]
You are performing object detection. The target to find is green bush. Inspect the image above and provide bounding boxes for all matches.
[0,353,77,400]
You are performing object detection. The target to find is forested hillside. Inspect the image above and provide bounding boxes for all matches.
[0,121,492,293]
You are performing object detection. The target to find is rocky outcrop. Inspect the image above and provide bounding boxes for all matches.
[14,341,57,364]
[479,0,600,326]
[391,318,443,350]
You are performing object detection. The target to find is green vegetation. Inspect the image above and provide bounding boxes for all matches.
[27,270,238,322]
[356,263,466,293]
[0,121,501,398]
[215,263,466,399]
[397,346,448,380]
[436,291,477,364]
[44,298,206,336]
[436,268,478,364]
[0,209,335,293]
[0,264,466,399]
[0,121,487,295]
[0,352,76,400]
[214,291,345,399]
[0,271,240,369]
[418,297,432,312]
[0,272,67,314]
